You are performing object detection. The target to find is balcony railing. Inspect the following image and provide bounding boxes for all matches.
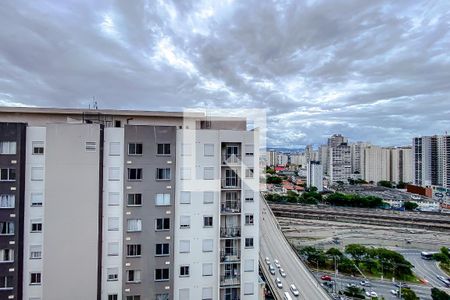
[222,154,241,165]
[220,249,240,262]
[221,179,241,189]
[220,226,241,238]
[220,275,240,287]
[220,201,241,213]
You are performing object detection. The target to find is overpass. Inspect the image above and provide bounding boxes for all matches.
[260,196,331,300]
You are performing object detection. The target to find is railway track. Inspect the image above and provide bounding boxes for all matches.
[269,203,450,232]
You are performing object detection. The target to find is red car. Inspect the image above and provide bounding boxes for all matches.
[321,275,332,281]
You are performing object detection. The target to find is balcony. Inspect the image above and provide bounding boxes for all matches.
[221,201,241,214]
[220,226,241,238]
[221,179,241,189]
[220,249,240,262]
[220,275,240,287]
[222,154,241,166]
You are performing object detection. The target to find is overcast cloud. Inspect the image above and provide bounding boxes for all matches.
[1,0,449,147]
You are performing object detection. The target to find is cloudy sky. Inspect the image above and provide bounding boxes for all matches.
[1,0,449,148]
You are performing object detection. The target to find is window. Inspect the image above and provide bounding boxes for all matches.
[126,270,141,283]
[245,190,254,202]
[32,141,44,155]
[202,239,213,252]
[245,144,254,156]
[156,168,171,180]
[245,168,254,178]
[0,195,15,208]
[203,216,213,228]
[244,259,254,272]
[155,294,169,300]
[85,141,97,152]
[180,216,190,229]
[0,222,14,235]
[179,289,189,300]
[155,243,169,256]
[127,244,141,257]
[245,238,254,248]
[127,219,142,232]
[127,194,142,206]
[181,143,192,156]
[107,268,118,281]
[109,142,120,156]
[0,275,12,289]
[203,191,214,204]
[202,287,213,300]
[31,167,44,181]
[0,249,13,262]
[157,144,170,155]
[155,218,170,231]
[203,167,214,180]
[30,245,42,259]
[155,193,170,206]
[108,192,120,206]
[0,142,16,155]
[31,220,42,233]
[244,282,254,295]
[128,168,143,180]
[108,217,119,231]
[155,268,169,281]
[126,296,140,300]
[114,120,121,128]
[108,295,118,300]
[180,191,191,204]
[128,143,143,155]
[180,167,191,180]
[108,242,119,256]
[204,144,214,156]
[0,168,16,181]
[202,263,213,276]
[245,214,254,225]
[180,265,190,277]
[31,193,43,207]
[30,272,41,285]
[179,240,190,253]
[108,167,120,181]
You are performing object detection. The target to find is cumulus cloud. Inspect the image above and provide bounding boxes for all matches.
[0,0,449,147]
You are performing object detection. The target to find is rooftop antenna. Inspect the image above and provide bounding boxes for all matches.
[91,96,98,110]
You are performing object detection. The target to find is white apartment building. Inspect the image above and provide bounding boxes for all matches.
[306,161,323,191]
[362,146,391,183]
[329,143,352,183]
[390,147,413,184]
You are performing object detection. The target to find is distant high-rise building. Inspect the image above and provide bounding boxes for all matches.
[362,146,391,183]
[351,142,370,174]
[390,147,413,184]
[329,143,352,183]
[307,161,323,191]
[413,135,450,188]
[318,145,329,175]
[267,150,277,166]
[327,134,347,148]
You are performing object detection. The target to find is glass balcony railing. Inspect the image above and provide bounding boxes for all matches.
[221,179,241,189]
[220,226,241,238]
[220,201,241,213]
[222,154,241,165]
[220,249,240,262]
[220,275,240,287]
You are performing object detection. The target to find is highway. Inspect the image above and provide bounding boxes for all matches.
[260,197,331,300]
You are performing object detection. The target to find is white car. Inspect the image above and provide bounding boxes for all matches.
[360,280,371,286]
[279,268,286,277]
[370,291,378,297]
[290,284,299,296]
[265,257,270,265]
[391,289,399,296]
[269,265,275,275]
[274,259,281,268]
[275,277,283,289]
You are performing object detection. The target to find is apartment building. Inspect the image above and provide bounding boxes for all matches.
[306,161,323,191]
[0,107,260,300]
[328,143,352,183]
[390,147,413,184]
[361,146,391,183]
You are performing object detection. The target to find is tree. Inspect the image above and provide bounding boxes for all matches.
[345,244,368,262]
[266,176,282,184]
[402,288,419,300]
[397,181,407,189]
[378,180,393,188]
[404,201,418,211]
[266,167,275,175]
[431,288,450,300]
[343,286,365,299]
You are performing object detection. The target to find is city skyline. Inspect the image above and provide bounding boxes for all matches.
[1,1,450,147]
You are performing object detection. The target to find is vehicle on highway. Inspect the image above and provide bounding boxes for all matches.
[269,264,275,275]
[393,282,409,289]
[321,275,332,281]
[279,268,286,277]
[275,277,283,288]
[436,275,450,287]
[284,291,293,300]
[265,257,270,265]
[390,289,399,296]
[290,284,299,297]
[346,283,357,288]
[364,291,377,298]
[421,251,438,260]
[274,259,281,268]
[360,280,371,287]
